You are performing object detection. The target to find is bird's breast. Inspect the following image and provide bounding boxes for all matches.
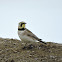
[18,30,38,42]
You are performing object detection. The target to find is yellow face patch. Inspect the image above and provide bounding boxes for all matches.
[22,24,25,28]
[19,24,25,29]
[18,22,26,29]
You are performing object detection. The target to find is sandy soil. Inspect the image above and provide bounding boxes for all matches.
[0,38,62,62]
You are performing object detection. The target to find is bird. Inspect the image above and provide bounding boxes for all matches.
[18,21,46,44]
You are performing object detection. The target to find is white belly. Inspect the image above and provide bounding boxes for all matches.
[18,31,37,42]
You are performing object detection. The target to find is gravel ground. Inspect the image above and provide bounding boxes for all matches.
[0,38,62,62]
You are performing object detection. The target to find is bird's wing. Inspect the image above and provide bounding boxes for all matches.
[25,28,42,41]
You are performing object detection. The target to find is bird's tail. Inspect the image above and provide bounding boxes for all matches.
[38,39,46,44]
[40,40,47,44]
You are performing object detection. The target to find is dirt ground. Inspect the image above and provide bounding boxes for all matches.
[0,38,62,62]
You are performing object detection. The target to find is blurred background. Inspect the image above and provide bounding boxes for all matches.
[0,0,62,43]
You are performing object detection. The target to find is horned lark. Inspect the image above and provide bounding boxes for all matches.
[18,22,46,44]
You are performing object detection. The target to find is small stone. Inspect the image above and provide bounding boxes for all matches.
[11,59,14,62]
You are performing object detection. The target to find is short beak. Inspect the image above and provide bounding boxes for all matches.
[24,23,26,24]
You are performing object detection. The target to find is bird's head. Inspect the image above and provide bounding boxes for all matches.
[18,22,26,29]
